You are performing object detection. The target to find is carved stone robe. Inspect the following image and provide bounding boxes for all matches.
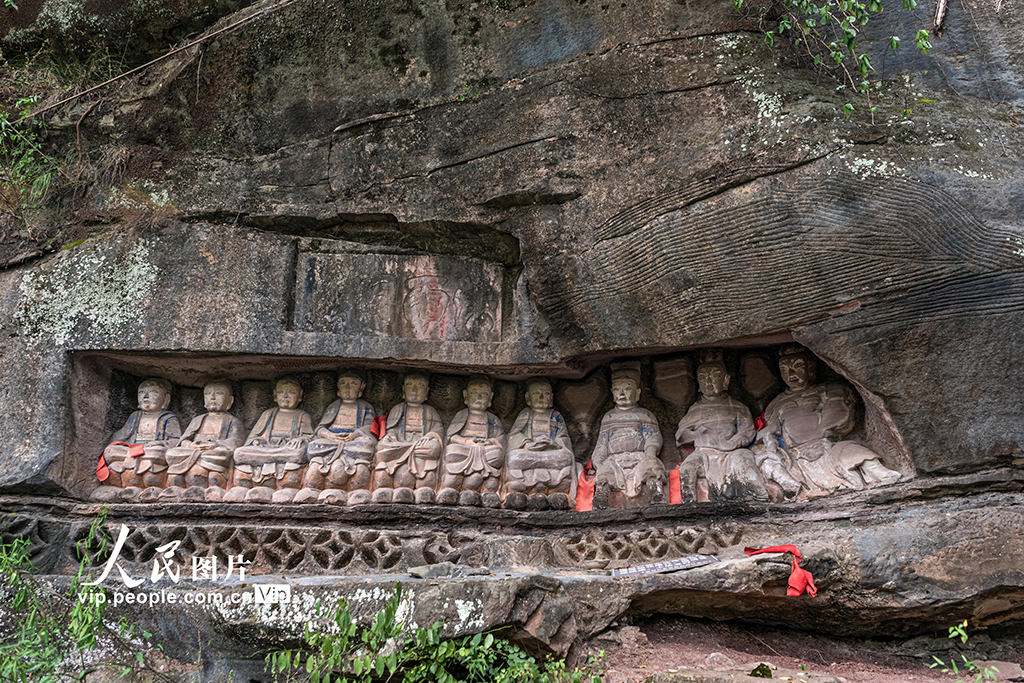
[104,410,182,475]
[506,408,577,497]
[374,402,444,477]
[444,409,507,479]
[165,412,245,476]
[307,399,378,474]
[233,408,314,484]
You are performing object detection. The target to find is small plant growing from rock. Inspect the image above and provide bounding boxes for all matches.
[266,582,604,683]
[0,508,165,681]
[0,94,65,224]
[929,620,999,683]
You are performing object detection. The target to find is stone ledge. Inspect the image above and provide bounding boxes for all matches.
[3,466,1021,528]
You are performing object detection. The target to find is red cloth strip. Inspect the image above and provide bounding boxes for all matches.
[370,415,385,440]
[669,467,682,504]
[575,460,595,511]
[744,545,817,597]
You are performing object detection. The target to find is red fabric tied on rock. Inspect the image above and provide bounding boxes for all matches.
[744,545,818,597]
[576,460,596,511]
[96,442,145,482]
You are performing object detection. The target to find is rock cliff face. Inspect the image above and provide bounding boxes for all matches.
[1,0,1024,668]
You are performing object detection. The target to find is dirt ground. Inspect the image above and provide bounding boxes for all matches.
[598,617,1024,683]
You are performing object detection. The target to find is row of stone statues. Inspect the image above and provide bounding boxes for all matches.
[93,345,904,508]
[674,347,901,505]
[95,373,578,509]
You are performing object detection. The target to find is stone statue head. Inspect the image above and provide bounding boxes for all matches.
[336,370,366,402]
[610,369,640,409]
[463,376,494,411]
[778,345,815,390]
[137,378,172,413]
[696,349,729,399]
[273,377,304,410]
[525,379,554,411]
[203,379,234,413]
[402,372,430,406]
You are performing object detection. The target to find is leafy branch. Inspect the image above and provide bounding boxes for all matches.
[734,0,933,117]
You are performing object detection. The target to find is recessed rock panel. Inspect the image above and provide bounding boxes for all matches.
[292,251,503,342]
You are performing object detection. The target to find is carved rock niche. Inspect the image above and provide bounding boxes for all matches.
[63,343,913,508]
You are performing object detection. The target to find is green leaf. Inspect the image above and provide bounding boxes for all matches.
[857,54,873,77]
[916,29,932,54]
[843,103,854,118]
[889,35,900,49]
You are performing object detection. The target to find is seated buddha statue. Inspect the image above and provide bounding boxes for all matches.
[163,379,244,502]
[675,350,777,503]
[438,376,506,508]
[229,377,314,504]
[755,345,902,498]
[372,372,444,505]
[297,370,378,506]
[591,368,666,509]
[504,378,577,510]
[94,378,181,501]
